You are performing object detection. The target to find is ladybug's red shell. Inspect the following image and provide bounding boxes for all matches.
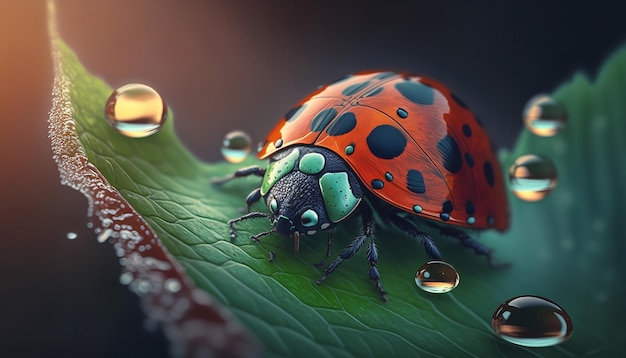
[257,72,509,231]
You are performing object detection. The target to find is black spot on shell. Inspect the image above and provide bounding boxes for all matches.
[465,153,474,167]
[442,200,453,213]
[285,104,306,122]
[437,135,463,173]
[462,124,472,137]
[366,125,407,159]
[326,112,357,136]
[407,169,426,194]
[310,108,338,132]
[395,81,435,105]
[440,213,450,221]
[483,161,495,187]
[371,179,384,189]
[342,81,370,96]
[397,108,408,118]
[466,201,476,215]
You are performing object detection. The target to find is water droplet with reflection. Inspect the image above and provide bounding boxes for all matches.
[509,154,557,201]
[221,130,252,163]
[492,295,573,347]
[415,260,459,293]
[66,232,77,240]
[105,83,167,138]
[523,94,567,137]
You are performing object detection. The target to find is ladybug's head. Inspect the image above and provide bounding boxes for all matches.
[265,170,333,242]
[259,146,364,251]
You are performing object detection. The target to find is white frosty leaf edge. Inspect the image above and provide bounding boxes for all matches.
[46,1,260,357]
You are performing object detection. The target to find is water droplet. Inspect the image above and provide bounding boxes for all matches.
[492,295,573,347]
[105,83,167,138]
[164,278,182,293]
[415,260,459,294]
[119,272,133,285]
[221,130,252,163]
[97,228,113,243]
[509,154,557,201]
[137,279,152,294]
[523,94,567,137]
[66,232,77,240]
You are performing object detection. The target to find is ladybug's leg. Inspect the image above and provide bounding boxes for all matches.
[315,233,367,286]
[360,205,388,301]
[245,188,262,212]
[316,206,388,302]
[211,166,266,184]
[388,215,442,260]
[313,231,334,268]
[227,211,270,240]
[426,223,508,267]
[366,230,388,302]
[325,231,334,258]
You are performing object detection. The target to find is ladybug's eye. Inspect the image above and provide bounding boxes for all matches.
[269,198,278,213]
[300,209,318,227]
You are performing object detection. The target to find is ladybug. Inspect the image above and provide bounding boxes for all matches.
[215,71,509,301]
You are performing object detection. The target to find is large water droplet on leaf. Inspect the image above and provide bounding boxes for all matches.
[221,130,252,163]
[523,94,567,137]
[509,154,557,201]
[105,83,167,138]
[492,295,573,347]
[415,260,459,294]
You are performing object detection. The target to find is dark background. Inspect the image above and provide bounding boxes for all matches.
[1,0,625,356]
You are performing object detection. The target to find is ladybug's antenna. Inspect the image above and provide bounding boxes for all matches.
[228,211,271,240]
[251,227,277,243]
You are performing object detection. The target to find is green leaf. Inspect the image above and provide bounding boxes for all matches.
[56,34,625,356]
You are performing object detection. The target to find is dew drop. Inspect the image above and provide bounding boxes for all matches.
[523,94,567,137]
[104,83,167,138]
[164,278,182,293]
[137,280,152,294]
[221,130,252,163]
[509,154,557,201]
[66,232,77,240]
[415,260,459,294]
[492,295,573,347]
[119,272,133,285]
[97,228,113,243]
[115,247,126,258]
